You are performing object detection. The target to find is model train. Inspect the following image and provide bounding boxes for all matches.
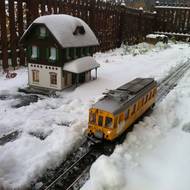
[87,78,157,141]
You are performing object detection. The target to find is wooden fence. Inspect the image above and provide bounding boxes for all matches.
[0,0,155,69]
[155,2,190,33]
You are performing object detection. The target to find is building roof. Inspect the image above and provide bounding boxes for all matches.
[20,14,99,48]
[93,78,157,115]
[63,56,100,73]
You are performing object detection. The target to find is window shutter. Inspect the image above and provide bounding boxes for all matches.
[56,49,59,61]
[81,48,83,57]
[37,47,40,58]
[70,48,74,59]
[86,47,90,55]
[46,48,49,59]
[74,48,77,58]
[27,46,32,57]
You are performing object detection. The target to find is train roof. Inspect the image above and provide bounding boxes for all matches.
[92,78,157,115]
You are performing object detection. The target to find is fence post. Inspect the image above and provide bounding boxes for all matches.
[0,0,9,70]
[9,0,18,68]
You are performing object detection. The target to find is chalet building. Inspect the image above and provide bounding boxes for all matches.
[20,14,100,90]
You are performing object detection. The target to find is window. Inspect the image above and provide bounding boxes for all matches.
[142,97,145,105]
[65,48,71,60]
[69,48,75,59]
[76,48,81,58]
[98,116,103,126]
[32,70,39,82]
[73,26,85,35]
[31,46,38,59]
[81,48,85,57]
[145,95,149,104]
[89,113,96,124]
[84,47,90,56]
[105,117,113,128]
[49,47,57,61]
[124,109,129,120]
[73,48,77,58]
[50,72,57,85]
[131,104,136,115]
[40,27,46,38]
[153,89,157,97]
[149,92,152,100]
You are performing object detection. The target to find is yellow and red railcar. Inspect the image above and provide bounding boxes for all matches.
[87,78,157,141]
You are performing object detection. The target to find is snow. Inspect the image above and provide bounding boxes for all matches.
[146,34,166,39]
[155,6,190,10]
[63,56,100,73]
[155,31,190,37]
[81,46,190,190]
[21,14,99,48]
[0,42,190,188]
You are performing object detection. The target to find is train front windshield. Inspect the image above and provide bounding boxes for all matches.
[89,111,114,128]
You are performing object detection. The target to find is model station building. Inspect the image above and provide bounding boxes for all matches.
[20,14,100,90]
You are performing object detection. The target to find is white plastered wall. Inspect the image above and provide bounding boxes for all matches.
[28,63,63,90]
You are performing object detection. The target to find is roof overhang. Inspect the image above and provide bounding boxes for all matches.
[63,56,100,74]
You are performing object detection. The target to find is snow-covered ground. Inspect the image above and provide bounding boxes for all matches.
[0,42,190,189]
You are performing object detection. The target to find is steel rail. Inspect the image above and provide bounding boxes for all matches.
[157,60,190,102]
[44,146,93,190]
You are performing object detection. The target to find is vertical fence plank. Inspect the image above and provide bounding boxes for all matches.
[9,0,17,68]
[0,0,9,69]
[17,0,25,65]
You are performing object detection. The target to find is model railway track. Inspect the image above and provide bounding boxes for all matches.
[44,147,101,190]
[157,60,190,102]
[34,60,190,190]
[34,139,97,190]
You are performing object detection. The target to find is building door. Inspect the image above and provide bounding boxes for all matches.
[79,73,85,83]
[72,73,76,85]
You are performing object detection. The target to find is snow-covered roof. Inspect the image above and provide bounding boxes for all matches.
[155,31,190,37]
[21,14,99,48]
[146,34,167,39]
[63,56,100,73]
[155,6,190,10]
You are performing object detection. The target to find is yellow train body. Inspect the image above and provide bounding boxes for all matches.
[87,78,157,141]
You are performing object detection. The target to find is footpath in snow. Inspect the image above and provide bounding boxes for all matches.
[0,42,190,189]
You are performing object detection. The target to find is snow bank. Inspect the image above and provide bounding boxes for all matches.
[81,59,190,190]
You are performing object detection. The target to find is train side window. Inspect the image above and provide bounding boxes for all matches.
[89,113,96,124]
[145,95,148,103]
[124,109,129,120]
[149,92,152,100]
[98,116,104,126]
[131,104,136,115]
[105,117,113,128]
[153,88,157,96]
[151,90,153,98]
[142,97,145,105]
[137,100,141,110]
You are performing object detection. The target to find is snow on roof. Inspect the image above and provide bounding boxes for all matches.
[146,34,167,39]
[21,14,99,48]
[63,56,100,73]
[155,31,190,37]
[155,6,190,10]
